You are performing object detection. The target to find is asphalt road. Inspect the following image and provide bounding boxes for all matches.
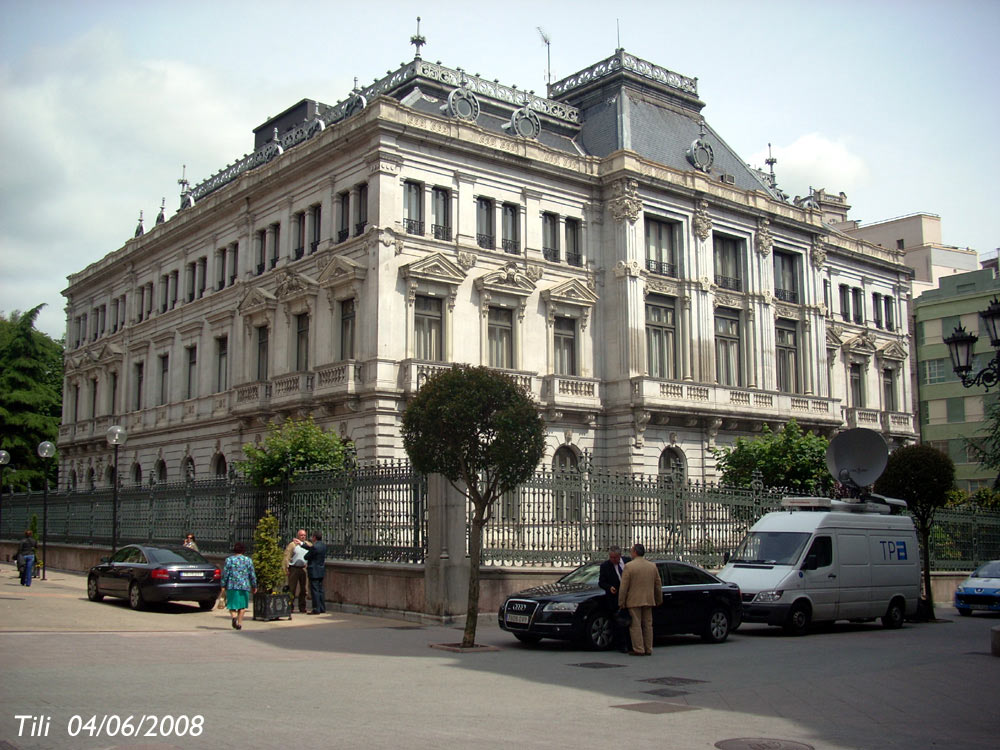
[1,563,997,750]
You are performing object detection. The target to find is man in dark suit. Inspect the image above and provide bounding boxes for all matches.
[598,545,629,652]
[303,531,328,614]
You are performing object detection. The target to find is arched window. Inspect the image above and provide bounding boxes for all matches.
[155,459,167,483]
[132,463,142,486]
[552,446,581,522]
[182,456,195,481]
[69,471,78,491]
[86,467,95,490]
[213,454,227,478]
[658,446,686,483]
[552,445,579,472]
[105,464,115,487]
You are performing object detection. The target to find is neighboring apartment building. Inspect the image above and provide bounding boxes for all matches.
[58,45,917,490]
[913,270,1000,492]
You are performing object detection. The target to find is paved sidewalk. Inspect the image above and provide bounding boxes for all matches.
[1,564,997,750]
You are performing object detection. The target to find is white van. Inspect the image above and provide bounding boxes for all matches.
[719,498,920,635]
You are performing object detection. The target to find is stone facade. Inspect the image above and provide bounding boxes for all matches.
[58,49,917,489]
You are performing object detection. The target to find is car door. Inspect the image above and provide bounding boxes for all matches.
[102,546,134,595]
[664,562,717,634]
[652,562,699,635]
[800,535,838,621]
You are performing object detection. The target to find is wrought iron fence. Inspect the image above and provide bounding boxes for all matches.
[0,460,426,562]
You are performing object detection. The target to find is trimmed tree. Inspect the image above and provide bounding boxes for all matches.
[710,420,832,493]
[239,416,351,487]
[252,511,284,595]
[401,366,546,648]
[873,444,955,612]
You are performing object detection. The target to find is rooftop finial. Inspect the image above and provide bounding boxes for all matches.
[156,197,166,225]
[765,142,777,182]
[699,120,707,138]
[177,164,189,193]
[134,210,145,238]
[410,16,426,59]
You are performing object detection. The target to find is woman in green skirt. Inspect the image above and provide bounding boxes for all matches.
[220,542,257,630]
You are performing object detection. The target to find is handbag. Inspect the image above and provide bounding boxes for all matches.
[614,609,631,627]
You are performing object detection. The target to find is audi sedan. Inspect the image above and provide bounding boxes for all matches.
[87,544,221,610]
[954,560,1000,616]
[498,559,742,649]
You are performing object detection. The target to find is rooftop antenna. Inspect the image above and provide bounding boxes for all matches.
[765,142,777,185]
[616,19,621,50]
[177,164,189,194]
[537,27,551,86]
[410,16,426,59]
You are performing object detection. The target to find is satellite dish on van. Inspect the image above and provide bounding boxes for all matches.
[826,428,888,495]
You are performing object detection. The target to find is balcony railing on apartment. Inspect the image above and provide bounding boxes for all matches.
[715,275,742,292]
[338,228,349,243]
[404,218,424,236]
[477,233,494,250]
[566,251,582,267]
[292,246,305,260]
[432,224,452,241]
[502,238,521,254]
[646,258,677,277]
[775,288,799,303]
[543,247,559,262]
[355,221,367,235]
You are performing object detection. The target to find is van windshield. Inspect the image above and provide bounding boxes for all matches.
[731,532,811,566]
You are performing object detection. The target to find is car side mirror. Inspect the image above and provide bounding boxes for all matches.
[100,556,110,563]
[802,554,818,571]
[723,551,731,564]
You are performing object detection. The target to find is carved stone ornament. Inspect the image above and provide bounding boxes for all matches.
[445,87,481,122]
[613,260,643,278]
[633,409,651,448]
[755,217,773,257]
[773,303,799,320]
[645,278,679,297]
[686,139,715,172]
[525,264,544,282]
[693,200,712,241]
[457,251,477,271]
[378,227,405,255]
[810,239,827,268]
[714,293,742,309]
[505,107,542,139]
[608,178,641,225]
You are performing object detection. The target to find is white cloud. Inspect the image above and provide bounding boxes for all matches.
[746,133,870,202]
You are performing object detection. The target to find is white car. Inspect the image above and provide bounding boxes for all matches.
[954,560,1000,616]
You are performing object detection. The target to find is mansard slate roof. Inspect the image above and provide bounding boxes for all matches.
[183,48,780,208]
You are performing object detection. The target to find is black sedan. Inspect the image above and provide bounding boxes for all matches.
[498,560,741,649]
[87,544,221,610]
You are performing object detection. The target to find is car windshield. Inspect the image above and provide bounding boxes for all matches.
[972,561,1000,578]
[147,547,209,565]
[730,532,811,566]
[558,562,601,585]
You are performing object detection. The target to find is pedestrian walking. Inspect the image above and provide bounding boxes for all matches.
[18,530,38,586]
[618,543,663,655]
[220,542,257,630]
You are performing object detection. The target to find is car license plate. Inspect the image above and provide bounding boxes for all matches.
[180,572,203,579]
[967,603,994,610]
[506,614,530,625]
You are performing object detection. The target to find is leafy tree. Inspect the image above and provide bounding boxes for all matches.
[874,444,955,612]
[710,420,831,493]
[252,511,284,595]
[401,366,545,648]
[0,305,63,490]
[239,416,351,487]
[967,396,1000,488]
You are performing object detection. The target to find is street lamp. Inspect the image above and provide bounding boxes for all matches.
[37,440,55,581]
[0,449,9,542]
[944,297,1000,391]
[106,425,127,553]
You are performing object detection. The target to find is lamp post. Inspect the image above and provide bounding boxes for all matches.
[0,450,9,542]
[37,441,55,581]
[944,297,1000,391]
[106,425,127,553]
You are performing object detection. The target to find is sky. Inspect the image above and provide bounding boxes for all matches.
[1,0,998,340]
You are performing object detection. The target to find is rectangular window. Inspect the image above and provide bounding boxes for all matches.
[186,262,196,302]
[646,218,677,277]
[872,292,884,328]
[713,235,742,291]
[646,295,676,380]
[947,397,965,423]
[920,358,951,385]
[941,315,962,343]
[110,371,118,415]
[310,204,321,252]
[916,320,925,345]
[542,212,559,262]
[414,295,443,361]
[883,368,896,412]
[849,363,865,407]
[355,184,368,235]
[295,313,310,371]
[432,187,451,240]
[565,218,582,266]
[256,325,269,381]
[404,180,424,235]
[158,354,169,406]
[90,378,98,418]
[71,383,79,422]
[919,400,929,425]
[229,242,239,285]
[884,296,895,331]
[501,203,520,254]
[773,251,799,303]
[823,279,831,316]
[293,210,306,259]
[839,284,851,322]
[338,191,350,242]
[775,319,800,393]
[216,249,226,290]
[169,271,178,308]
[160,275,170,313]
[851,288,864,323]
[476,198,494,249]
[488,306,514,369]
[269,224,280,268]
[715,310,742,386]
[197,257,207,298]
[216,337,228,393]
[554,317,577,376]
[185,346,197,400]
[340,299,355,360]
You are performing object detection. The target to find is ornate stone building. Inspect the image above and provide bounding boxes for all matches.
[58,46,916,489]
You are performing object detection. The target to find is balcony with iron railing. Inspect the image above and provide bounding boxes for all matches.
[477,233,494,250]
[715,275,742,292]
[566,250,582,267]
[502,238,521,255]
[543,247,559,262]
[646,258,677,277]
[432,224,452,241]
[355,221,367,235]
[775,288,799,303]
[338,228,349,243]
[404,218,424,236]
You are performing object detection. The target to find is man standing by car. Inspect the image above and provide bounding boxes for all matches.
[599,545,629,652]
[302,531,328,614]
[284,529,309,613]
[618,543,663,655]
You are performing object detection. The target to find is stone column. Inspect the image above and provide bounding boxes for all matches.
[423,474,470,618]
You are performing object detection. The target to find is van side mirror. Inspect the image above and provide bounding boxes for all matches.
[802,554,818,571]
[723,551,731,564]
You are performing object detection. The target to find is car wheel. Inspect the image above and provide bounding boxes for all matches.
[198,599,216,611]
[513,632,542,645]
[881,598,905,629]
[783,601,811,636]
[956,608,971,617]
[87,576,104,602]
[128,582,145,611]
[583,612,613,650]
[701,607,731,643]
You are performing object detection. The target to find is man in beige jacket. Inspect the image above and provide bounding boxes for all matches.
[618,543,663,655]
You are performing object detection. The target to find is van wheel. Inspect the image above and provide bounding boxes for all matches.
[881,599,905,629]
[783,602,811,636]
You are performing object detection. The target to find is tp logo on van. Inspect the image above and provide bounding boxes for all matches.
[879,540,908,561]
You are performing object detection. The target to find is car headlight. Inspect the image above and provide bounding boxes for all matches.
[542,601,579,613]
[754,590,784,603]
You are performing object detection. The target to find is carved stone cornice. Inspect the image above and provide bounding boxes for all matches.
[614,260,643,279]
